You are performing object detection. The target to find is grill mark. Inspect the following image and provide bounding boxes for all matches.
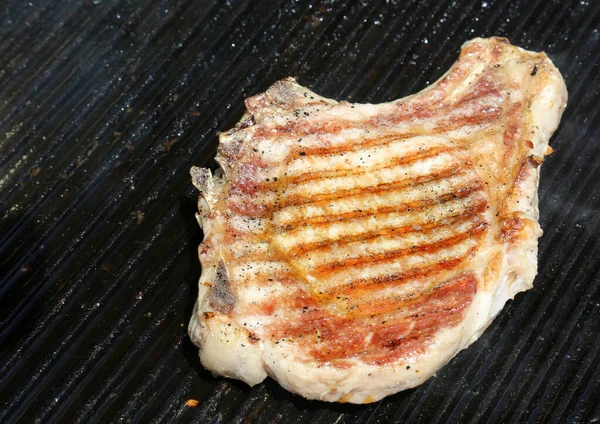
[263,273,477,365]
[279,165,466,209]
[326,251,472,298]
[275,194,488,249]
[227,140,486,212]
[278,182,484,230]
[286,145,453,184]
[259,66,491,140]
[295,133,415,157]
[287,204,488,257]
[322,302,471,364]
[259,273,475,327]
[372,93,451,126]
[311,221,487,278]
[358,274,477,365]
[432,106,503,133]
[225,142,454,196]
[253,115,358,140]
[254,78,504,150]
[340,271,478,319]
[278,91,497,142]
[249,269,475,322]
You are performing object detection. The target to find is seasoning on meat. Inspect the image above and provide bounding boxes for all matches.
[188,37,567,403]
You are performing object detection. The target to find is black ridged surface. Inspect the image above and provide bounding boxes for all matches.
[1,1,599,422]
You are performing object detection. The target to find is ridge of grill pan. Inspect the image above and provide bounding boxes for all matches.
[1,0,599,423]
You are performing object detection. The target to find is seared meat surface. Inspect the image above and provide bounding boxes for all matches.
[189,37,567,403]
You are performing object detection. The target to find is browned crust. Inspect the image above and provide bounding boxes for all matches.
[190,37,566,379]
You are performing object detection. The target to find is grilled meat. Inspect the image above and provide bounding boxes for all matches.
[188,37,567,403]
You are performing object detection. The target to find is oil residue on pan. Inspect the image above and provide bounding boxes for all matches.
[0,1,599,423]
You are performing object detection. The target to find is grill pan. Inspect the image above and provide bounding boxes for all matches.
[0,0,599,422]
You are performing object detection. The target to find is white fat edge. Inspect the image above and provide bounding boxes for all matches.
[256,242,495,403]
[489,51,567,311]
[529,67,568,156]
[260,291,491,403]
[496,160,542,304]
[257,316,444,403]
[451,235,528,355]
[189,242,268,386]
[497,43,567,157]
[195,312,268,386]
[188,255,219,346]
[489,242,538,318]
[189,169,270,386]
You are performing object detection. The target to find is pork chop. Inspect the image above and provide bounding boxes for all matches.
[188,37,567,403]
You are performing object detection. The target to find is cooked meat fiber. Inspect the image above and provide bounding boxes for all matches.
[188,37,567,403]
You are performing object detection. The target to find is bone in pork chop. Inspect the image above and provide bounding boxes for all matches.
[188,37,567,403]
